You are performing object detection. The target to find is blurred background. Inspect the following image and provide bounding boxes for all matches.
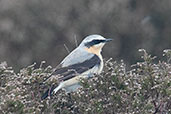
[0,0,171,71]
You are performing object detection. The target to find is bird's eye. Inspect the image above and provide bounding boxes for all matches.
[85,40,105,47]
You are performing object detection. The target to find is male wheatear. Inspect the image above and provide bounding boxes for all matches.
[41,34,112,99]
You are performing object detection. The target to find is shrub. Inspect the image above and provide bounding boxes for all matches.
[0,49,170,114]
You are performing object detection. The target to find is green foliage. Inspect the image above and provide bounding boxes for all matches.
[0,49,171,114]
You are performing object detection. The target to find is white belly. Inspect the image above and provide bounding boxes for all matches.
[61,59,103,92]
[55,54,104,93]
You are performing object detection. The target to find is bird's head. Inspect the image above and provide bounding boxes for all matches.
[79,34,112,55]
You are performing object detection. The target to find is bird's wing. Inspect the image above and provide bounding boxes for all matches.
[41,55,101,100]
[52,54,101,81]
[43,47,94,82]
[60,47,94,67]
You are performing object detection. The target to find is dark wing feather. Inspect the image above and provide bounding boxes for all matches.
[41,55,101,100]
[50,55,101,81]
[41,85,55,100]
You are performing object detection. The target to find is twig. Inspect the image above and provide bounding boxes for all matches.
[153,100,161,114]
[31,91,35,100]
[64,44,70,54]
[74,35,78,47]
[40,61,46,68]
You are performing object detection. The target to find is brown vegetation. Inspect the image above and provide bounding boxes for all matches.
[0,49,170,114]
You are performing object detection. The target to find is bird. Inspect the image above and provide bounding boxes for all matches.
[41,34,112,100]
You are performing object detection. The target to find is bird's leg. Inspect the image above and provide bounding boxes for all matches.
[68,93,71,99]
[31,91,35,100]
[67,93,72,102]
[48,86,53,98]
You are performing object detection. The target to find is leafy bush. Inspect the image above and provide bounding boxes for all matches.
[0,49,170,114]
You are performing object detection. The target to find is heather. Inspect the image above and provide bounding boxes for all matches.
[0,49,170,114]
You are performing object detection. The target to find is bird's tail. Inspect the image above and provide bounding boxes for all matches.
[41,86,55,100]
[41,84,63,100]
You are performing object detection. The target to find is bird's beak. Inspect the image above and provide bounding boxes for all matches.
[104,38,113,42]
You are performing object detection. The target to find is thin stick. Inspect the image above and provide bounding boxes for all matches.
[74,35,78,47]
[64,44,70,54]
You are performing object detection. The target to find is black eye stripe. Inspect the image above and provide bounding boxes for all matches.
[85,40,105,47]
[93,40,105,44]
